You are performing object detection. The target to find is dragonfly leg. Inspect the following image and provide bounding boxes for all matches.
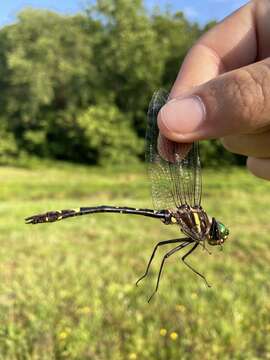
[181,243,211,288]
[199,242,212,255]
[148,241,192,303]
[136,238,190,287]
[202,238,206,250]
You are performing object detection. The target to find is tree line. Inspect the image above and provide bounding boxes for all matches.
[0,0,244,166]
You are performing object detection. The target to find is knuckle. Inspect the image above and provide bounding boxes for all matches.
[230,67,266,124]
[212,61,270,132]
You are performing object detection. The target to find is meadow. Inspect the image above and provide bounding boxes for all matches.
[0,162,270,359]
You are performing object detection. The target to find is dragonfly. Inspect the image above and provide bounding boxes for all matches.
[25,89,229,302]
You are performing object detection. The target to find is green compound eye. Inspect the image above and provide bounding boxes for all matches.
[218,222,229,238]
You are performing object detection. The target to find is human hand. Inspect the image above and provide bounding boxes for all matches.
[157,0,270,180]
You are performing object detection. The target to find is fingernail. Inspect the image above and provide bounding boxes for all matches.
[160,96,206,134]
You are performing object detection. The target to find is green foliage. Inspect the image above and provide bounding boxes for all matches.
[4,9,95,121]
[200,140,245,167]
[1,164,270,358]
[1,9,98,154]
[77,104,142,165]
[0,122,19,164]
[0,2,242,166]
[151,11,201,89]
[88,0,165,135]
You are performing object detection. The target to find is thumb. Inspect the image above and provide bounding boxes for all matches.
[158,59,270,142]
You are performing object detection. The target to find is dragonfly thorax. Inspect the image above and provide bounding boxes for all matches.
[167,206,229,246]
[170,205,210,240]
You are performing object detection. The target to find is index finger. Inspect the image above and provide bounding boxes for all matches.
[170,0,257,98]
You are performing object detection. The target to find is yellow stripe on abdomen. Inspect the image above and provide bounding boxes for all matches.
[72,208,80,213]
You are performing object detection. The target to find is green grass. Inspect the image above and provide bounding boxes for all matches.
[0,163,270,359]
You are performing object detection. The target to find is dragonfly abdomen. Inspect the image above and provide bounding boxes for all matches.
[25,206,171,224]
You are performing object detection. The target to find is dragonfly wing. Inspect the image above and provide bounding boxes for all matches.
[146,89,202,211]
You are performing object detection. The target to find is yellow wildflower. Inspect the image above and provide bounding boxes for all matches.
[170,332,178,341]
[129,353,137,360]
[77,306,91,315]
[175,304,186,313]
[212,344,220,354]
[160,328,167,336]
[59,331,68,340]
[58,327,71,340]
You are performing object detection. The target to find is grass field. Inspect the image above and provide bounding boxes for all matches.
[0,162,270,359]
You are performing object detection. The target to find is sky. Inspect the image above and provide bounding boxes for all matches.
[0,0,249,27]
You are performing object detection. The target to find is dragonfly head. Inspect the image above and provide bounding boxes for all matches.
[208,217,229,246]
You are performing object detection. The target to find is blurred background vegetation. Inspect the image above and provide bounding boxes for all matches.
[2,1,269,359]
[0,0,244,167]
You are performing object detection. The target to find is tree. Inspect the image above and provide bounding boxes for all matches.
[0,5,243,166]
[2,9,99,157]
[87,0,165,136]
[152,10,201,89]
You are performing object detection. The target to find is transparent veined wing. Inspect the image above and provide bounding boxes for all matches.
[146,89,202,211]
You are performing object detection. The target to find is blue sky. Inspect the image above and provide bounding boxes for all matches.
[0,0,248,27]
